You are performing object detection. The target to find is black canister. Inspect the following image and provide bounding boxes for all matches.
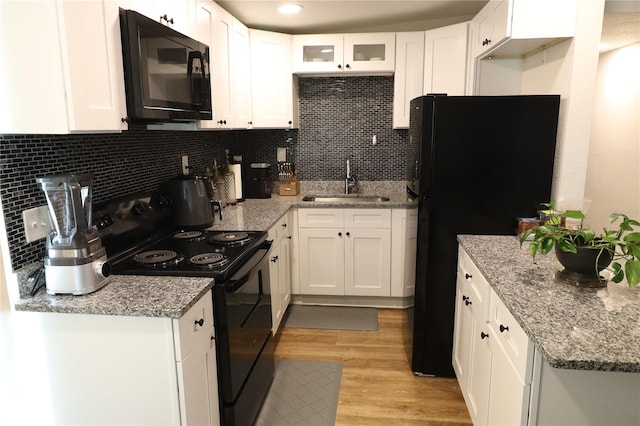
[244,163,272,198]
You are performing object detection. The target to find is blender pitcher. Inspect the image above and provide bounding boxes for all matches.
[36,174,111,295]
[38,175,94,247]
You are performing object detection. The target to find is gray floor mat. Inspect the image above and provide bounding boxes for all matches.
[255,359,342,426]
[283,305,378,331]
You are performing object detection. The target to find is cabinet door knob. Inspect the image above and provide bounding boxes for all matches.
[500,324,509,333]
[480,331,489,339]
[338,232,342,237]
[160,14,174,25]
[286,236,292,240]
[465,273,472,280]
[345,64,350,69]
[346,232,350,237]
[337,64,342,69]
[195,318,204,327]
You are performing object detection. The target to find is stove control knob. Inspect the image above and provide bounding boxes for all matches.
[132,202,150,215]
[95,260,112,279]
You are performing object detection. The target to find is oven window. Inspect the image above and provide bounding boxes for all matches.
[225,269,271,399]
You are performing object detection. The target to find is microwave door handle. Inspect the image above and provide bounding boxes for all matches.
[187,51,204,106]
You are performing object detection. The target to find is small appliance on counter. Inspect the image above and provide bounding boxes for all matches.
[278,162,299,196]
[36,174,111,295]
[163,174,222,229]
[244,163,273,198]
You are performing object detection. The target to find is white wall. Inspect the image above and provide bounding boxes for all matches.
[525,1,605,211]
[584,42,640,231]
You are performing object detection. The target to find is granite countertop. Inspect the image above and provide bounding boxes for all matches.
[208,192,415,231]
[14,184,415,318]
[14,274,213,319]
[458,234,640,373]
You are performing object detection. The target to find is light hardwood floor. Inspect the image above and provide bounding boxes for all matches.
[273,307,473,425]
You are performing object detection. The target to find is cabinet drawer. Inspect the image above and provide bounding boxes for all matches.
[344,209,391,228]
[457,248,490,320]
[488,290,533,383]
[299,208,344,228]
[173,290,214,361]
[269,213,289,243]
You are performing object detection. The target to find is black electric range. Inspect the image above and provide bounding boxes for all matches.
[94,191,267,281]
[95,191,274,426]
[111,228,268,281]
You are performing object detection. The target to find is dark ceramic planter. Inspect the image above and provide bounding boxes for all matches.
[554,244,614,288]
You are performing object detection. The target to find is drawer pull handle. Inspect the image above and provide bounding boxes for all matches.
[480,331,489,339]
[500,324,509,333]
[465,273,472,280]
[195,318,204,327]
[462,295,472,306]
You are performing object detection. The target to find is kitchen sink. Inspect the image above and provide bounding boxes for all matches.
[302,195,390,203]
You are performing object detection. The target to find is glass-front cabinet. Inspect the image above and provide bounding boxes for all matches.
[293,33,395,74]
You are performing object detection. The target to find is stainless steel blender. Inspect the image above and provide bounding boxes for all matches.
[36,174,111,295]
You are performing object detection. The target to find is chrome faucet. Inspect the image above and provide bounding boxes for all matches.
[345,159,357,194]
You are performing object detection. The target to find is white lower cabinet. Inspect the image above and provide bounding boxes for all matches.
[298,208,391,297]
[23,290,219,425]
[453,247,532,425]
[268,212,292,334]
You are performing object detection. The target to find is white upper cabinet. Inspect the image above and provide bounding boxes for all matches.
[230,18,252,128]
[126,0,196,37]
[195,2,250,130]
[196,1,232,129]
[0,1,127,134]
[292,33,395,74]
[472,0,577,58]
[250,30,297,129]
[392,32,424,129]
[423,22,468,96]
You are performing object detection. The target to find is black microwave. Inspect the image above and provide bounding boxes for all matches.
[119,9,212,123]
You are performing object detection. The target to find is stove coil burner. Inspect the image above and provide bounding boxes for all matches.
[173,230,205,241]
[133,250,184,267]
[208,232,252,246]
[189,253,229,269]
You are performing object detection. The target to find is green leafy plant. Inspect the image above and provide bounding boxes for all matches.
[519,202,640,287]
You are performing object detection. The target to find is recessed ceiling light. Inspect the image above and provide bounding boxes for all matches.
[278,4,303,15]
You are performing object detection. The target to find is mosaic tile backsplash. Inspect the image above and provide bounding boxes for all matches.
[1,76,409,270]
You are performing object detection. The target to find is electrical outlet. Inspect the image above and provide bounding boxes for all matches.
[182,155,190,175]
[277,147,287,162]
[22,206,52,243]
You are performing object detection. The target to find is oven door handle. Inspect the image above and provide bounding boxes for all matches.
[224,240,273,292]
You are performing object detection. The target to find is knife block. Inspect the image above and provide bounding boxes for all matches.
[279,172,300,196]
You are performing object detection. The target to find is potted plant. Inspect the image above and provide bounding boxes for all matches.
[519,203,640,288]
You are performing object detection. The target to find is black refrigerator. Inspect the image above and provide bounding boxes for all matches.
[408,94,560,377]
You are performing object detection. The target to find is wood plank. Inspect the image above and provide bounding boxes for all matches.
[274,307,472,424]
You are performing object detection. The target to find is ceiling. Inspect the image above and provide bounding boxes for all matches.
[216,0,640,51]
[215,0,488,34]
[601,1,640,52]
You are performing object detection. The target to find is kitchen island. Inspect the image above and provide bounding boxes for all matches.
[457,235,640,425]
